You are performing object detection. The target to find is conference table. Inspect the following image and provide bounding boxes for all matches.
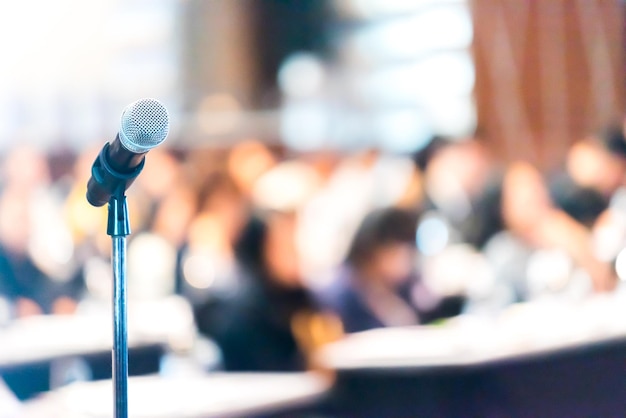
[7,293,626,417]
[315,293,626,417]
[21,372,331,418]
[0,297,202,400]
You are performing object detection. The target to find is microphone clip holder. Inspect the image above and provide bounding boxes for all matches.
[87,142,145,207]
[107,188,131,238]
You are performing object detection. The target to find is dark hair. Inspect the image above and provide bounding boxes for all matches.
[346,207,418,267]
[411,135,453,171]
[234,215,267,274]
[549,174,608,227]
[463,173,505,249]
[599,124,626,159]
[233,211,299,286]
[197,170,242,212]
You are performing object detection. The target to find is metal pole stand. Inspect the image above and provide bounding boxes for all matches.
[107,188,131,418]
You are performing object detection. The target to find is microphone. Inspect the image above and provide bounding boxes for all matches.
[86,98,170,207]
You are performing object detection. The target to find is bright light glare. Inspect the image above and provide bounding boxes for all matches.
[351,5,472,61]
[0,1,110,92]
[183,254,217,290]
[363,52,475,106]
[426,95,476,137]
[128,234,177,299]
[0,0,179,149]
[346,0,466,20]
[372,110,432,153]
[526,250,572,294]
[278,53,326,98]
[615,248,626,281]
[281,102,331,151]
[416,215,449,256]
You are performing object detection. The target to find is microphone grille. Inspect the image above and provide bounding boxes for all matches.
[119,98,170,153]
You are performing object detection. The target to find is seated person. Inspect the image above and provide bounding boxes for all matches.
[195,211,341,371]
[320,207,456,333]
[0,188,82,318]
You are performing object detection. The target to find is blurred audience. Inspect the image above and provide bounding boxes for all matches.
[0,146,82,319]
[464,160,616,315]
[320,207,452,333]
[420,137,495,240]
[195,211,341,371]
[563,125,626,199]
[0,123,626,373]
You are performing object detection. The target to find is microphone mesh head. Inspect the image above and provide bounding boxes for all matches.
[119,98,170,153]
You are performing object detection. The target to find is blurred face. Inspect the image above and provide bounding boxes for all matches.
[426,140,492,200]
[227,140,276,196]
[502,162,552,233]
[203,187,247,244]
[0,189,31,253]
[3,145,50,190]
[369,243,415,287]
[567,140,625,196]
[153,186,197,246]
[137,149,181,199]
[263,213,302,287]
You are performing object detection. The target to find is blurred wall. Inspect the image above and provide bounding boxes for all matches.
[181,0,257,111]
[473,0,625,169]
[181,0,328,110]
[0,0,182,152]
[179,0,328,147]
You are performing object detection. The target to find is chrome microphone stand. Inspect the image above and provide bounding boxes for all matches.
[85,98,170,418]
[107,188,131,418]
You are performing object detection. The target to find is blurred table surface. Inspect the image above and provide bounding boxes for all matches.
[0,296,196,369]
[318,292,626,371]
[315,293,626,418]
[20,372,330,418]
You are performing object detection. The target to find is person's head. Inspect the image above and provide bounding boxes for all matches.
[346,208,418,286]
[227,140,277,196]
[153,183,198,247]
[2,145,50,191]
[566,126,626,197]
[549,176,608,228]
[135,148,182,200]
[235,211,302,289]
[424,139,493,221]
[198,170,248,245]
[0,187,31,254]
[600,123,626,161]
[412,135,452,172]
[502,161,552,234]
[464,173,505,249]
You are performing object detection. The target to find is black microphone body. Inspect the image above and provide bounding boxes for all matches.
[86,137,147,207]
[86,98,170,207]
[107,134,148,173]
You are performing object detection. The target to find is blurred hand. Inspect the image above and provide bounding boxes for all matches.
[539,211,617,293]
[16,298,43,318]
[52,297,78,315]
[292,310,344,371]
[587,261,617,293]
